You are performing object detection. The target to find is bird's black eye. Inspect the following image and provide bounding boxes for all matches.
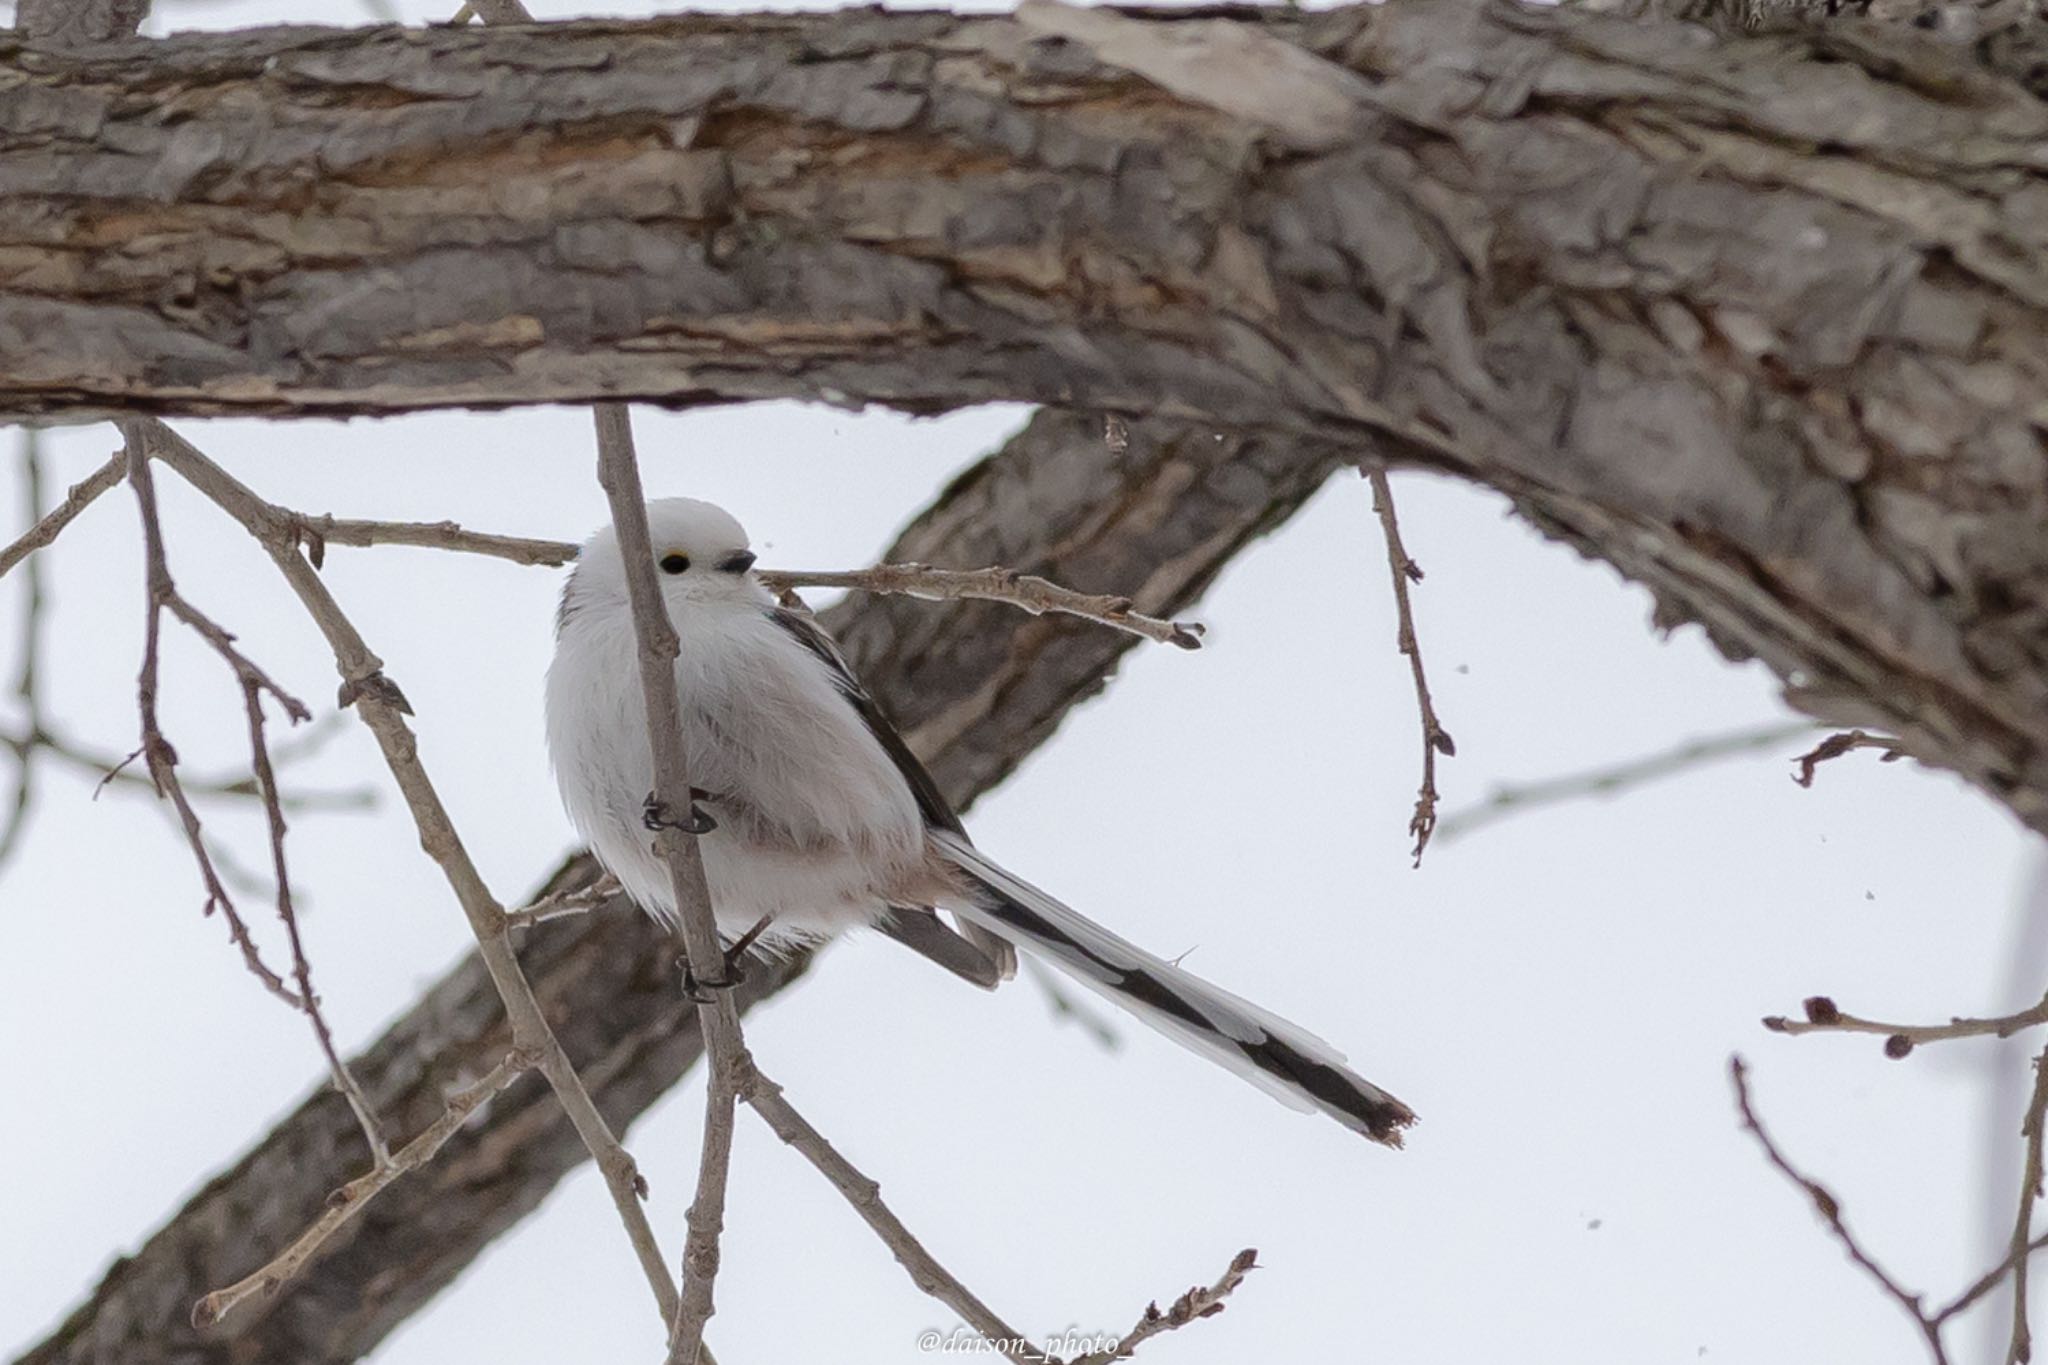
[660,553,689,574]
[717,550,757,574]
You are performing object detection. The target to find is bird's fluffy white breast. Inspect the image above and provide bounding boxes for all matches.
[546,590,928,942]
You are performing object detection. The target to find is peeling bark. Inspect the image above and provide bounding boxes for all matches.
[13,409,1339,1365]
[0,1,2043,834]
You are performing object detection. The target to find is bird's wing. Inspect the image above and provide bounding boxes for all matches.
[762,604,967,838]
[765,603,1015,982]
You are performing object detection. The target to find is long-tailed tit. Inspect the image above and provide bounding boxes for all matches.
[546,498,1415,1145]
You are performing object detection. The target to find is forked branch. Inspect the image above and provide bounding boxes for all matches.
[119,422,388,1164]
[131,417,681,1332]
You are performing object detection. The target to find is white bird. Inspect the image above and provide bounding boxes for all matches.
[545,497,1415,1145]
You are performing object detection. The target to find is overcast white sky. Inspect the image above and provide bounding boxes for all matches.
[3,3,2044,1364]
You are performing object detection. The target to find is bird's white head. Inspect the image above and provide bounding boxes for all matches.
[559,497,764,634]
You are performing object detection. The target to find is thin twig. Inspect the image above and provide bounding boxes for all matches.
[589,402,745,1365]
[1729,1056,1951,1365]
[759,565,1204,650]
[282,511,576,570]
[0,446,123,581]
[1764,992,2048,1056]
[121,421,389,1168]
[1792,729,1907,787]
[2007,1043,2048,1364]
[242,671,390,1164]
[192,1050,535,1328]
[1940,1231,2048,1325]
[1438,720,1817,843]
[505,871,622,931]
[153,503,1204,652]
[1071,1247,1259,1365]
[1363,468,1453,866]
[137,417,681,1332]
[120,428,303,1011]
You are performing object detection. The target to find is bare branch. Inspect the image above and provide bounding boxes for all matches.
[1071,1247,1259,1365]
[1940,1232,2048,1326]
[0,449,122,582]
[120,420,390,1171]
[192,1050,534,1328]
[1438,720,1817,843]
[505,871,622,932]
[221,506,1209,658]
[588,402,742,1365]
[1363,468,1453,866]
[759,565,1204,651]
[737,1063,1049,1364]
[119,428,302,1011]
[283,512,576,570]
[2006,1044,2048,1365]
[1764,993,2048,1056]
[1730,1056,1951,1365]
[135,417,682,1332]
[240,667,389,1165]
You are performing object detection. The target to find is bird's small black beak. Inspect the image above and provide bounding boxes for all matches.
[717,550,757,574]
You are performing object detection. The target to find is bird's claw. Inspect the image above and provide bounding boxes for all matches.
[678,959,739,1003]
[643,790,716,835]
[676,915,773,1002]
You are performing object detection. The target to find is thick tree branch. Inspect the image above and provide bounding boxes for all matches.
[17,410,1341,1365]
[1,1,2042,838]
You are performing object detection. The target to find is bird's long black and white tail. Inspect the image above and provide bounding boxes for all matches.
[933,830,1415,1147]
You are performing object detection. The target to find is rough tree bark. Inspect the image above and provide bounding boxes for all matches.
[1,0,2044,841]
[15,409,1339,1365]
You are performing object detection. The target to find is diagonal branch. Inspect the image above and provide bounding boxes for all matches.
[737,1066,1047,1364]
[132,418,681,1332]
[0,449,123,583]
[193,1050,534,1328]
[1439,721,1817,844]
[1730,1056,1951,1365]
[760,566,1203,650]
